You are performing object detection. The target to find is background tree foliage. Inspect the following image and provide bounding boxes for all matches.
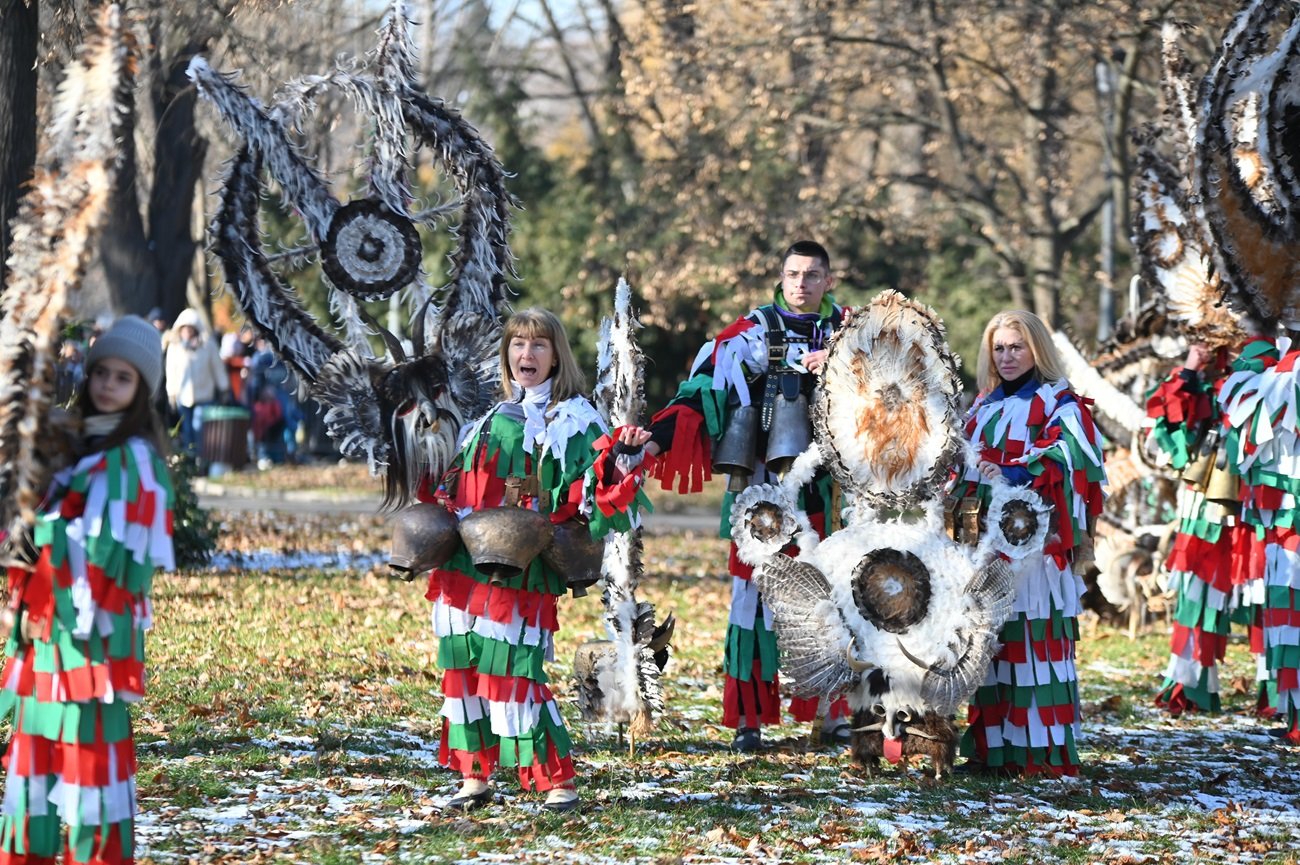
[2,0,1237,405]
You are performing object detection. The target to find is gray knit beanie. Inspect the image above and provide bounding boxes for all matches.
[86,314,164,396]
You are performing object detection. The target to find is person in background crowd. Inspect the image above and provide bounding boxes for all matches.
[220,324,256,404]
[164,307,229,456]
[251,384,288,469]
[249,337,302,464]
[54,338,85,406]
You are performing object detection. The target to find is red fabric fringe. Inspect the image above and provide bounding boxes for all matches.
[722,663,782,729]
[648,405,712,494]
[425,568,560,632]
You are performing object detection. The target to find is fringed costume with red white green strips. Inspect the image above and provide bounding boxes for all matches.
[0,438,174,865]
[1145,359,1251,715]
[1220,337,1300,740]
[646,295,849,731]
[422,387,650,791]
[955,376,1106,777]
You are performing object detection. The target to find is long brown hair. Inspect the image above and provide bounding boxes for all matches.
[77,362,169,457]
[498,308,586,406]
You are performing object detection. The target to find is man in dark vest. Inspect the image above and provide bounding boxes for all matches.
[644,240,850,752]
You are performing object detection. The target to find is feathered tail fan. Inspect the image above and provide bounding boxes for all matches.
[1131,139,1244,350]
[1193,0,1300,328]
[0,6,133,559]
[813,290,964,509]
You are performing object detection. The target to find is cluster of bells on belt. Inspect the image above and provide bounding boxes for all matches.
[387,502,605,596]
[712,390,812,490]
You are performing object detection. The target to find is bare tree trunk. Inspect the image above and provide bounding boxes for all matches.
[139,41,208,318]
[92,60,158,316]
[0,0,39,290]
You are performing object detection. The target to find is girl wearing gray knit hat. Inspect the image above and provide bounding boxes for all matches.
[79,314,169,455]
[0,315,174,863]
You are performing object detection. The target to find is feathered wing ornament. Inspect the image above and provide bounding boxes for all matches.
[189,0,513,506]
[752,554,859,699]
[572,278,675,753]
[0,6,133,559]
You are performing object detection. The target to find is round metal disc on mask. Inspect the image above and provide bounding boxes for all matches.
[851,548,932,634]
[998,498,1040,547]
[322,199,422,301]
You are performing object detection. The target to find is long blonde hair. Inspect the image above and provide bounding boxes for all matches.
[975,309,1066,393]
[498,307,587,405]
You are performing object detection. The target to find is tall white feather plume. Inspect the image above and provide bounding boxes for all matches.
[0,5,133,558]
[1051,331,1147,435]
[574,279,673,740]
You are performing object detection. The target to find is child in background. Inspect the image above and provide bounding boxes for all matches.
[251,384,287,469]
[0,315,175,864]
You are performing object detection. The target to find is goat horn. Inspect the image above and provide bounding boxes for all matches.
[903,726,939,741]
[851,722,884,733]
[410,293,436,356]
[844,636,875,672]
[896,638,932,671]
[355,303,408,363]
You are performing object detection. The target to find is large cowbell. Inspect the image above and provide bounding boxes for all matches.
[714,393,758,491]
[764,374,811,475]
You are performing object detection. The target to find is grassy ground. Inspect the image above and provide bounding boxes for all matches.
[206,459,730,513]
[130,509,1300,863]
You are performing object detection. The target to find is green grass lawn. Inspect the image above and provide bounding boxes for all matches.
[128,522,1300,863]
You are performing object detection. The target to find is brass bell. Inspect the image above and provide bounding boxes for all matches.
[541,518,607,597]
[388,502,460,581]
[1179,450,1214,491]
[764,392,812,476]
[1203,461,1240,506]
[457,507,555,583]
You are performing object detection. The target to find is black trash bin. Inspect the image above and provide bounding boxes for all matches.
[200,405,251,470]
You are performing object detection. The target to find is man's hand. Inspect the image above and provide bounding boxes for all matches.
[617,425,653,450]
[977,459,1002,482]
[803,349,828,374]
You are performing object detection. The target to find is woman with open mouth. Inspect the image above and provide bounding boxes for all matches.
[419,307,652,813]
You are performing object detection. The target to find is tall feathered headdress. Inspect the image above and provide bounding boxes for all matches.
[0,5,134,559]
[188,0,513,506]
[1152,0,1300,334]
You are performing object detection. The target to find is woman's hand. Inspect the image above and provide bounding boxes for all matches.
[976,459,1002,482]
[1184,343,1210,372]
[617,425,653,450]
